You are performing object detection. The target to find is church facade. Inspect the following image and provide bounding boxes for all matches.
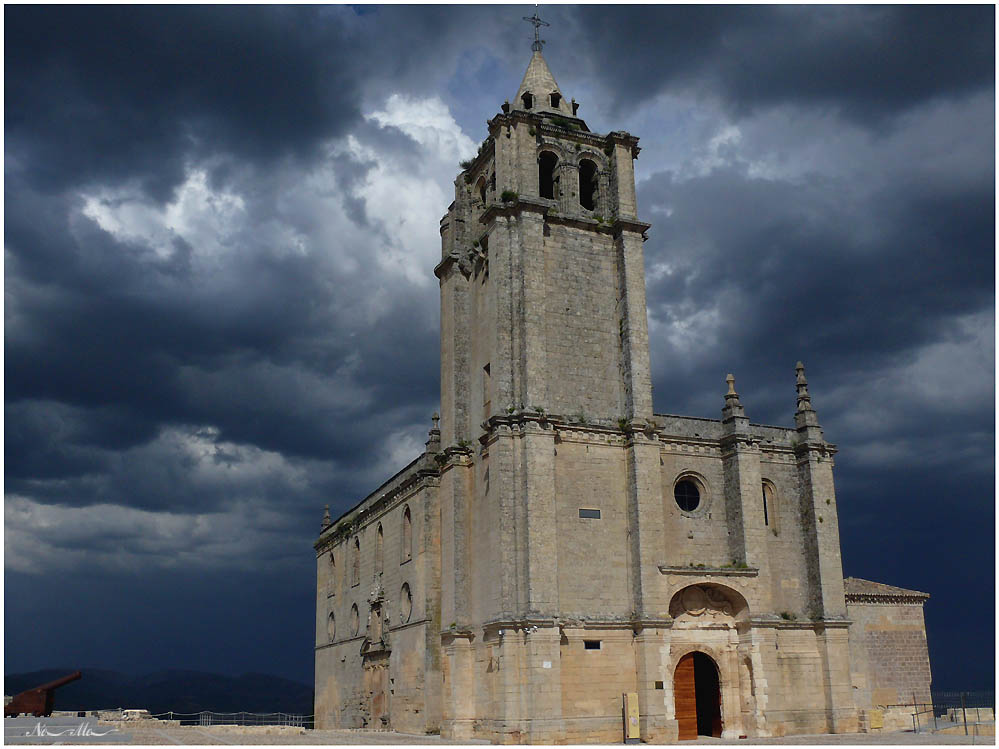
[314,47,932,743]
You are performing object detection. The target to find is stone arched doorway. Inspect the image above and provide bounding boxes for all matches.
[674,651,722,739]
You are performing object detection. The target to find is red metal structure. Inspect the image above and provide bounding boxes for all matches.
[4,671,82,717]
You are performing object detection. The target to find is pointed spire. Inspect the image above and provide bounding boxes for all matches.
[722,373,746,422]
[514,51,572,116]
[321,504,331,531]
[794,361,821,431]
[795,361,814,413]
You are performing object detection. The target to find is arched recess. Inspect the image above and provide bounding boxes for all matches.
[475,175,487,206]
[402,506,412,563]
[668,583,750,622]
[538,151,559,199]
[761,480,779,535]
[375,523,384,576]
[578,158,598,210]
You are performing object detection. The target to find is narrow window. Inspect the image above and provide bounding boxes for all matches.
[376,523,384,576]
[549,92,561,108]
[579,159,598,211]
[352,537,360,586]
[476,176,486,205]
[329,552,336,595]
[521,92,534,110]
[584,640,601,650]
[762,481,778,534]
[654,680,664,690]
[402,506,413,562]
[482,363,491,419]
[578,508,601,519]
[539,151,558,200]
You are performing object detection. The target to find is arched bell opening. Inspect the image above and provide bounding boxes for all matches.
[538,151,559,200]
[674,651,722,739]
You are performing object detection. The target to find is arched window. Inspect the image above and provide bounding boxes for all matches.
[521,92,534,110]
[475,175,487,205]
[762,481,779,535]
[550,92,561,108]
[376,523,384,576]
[329,551,336,595]
[351,537,360,586]
[579,159,598,211]
[402,506,413,563]
[538,151,559,200]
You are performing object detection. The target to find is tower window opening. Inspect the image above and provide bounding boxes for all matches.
[550,92,561,108]
[579,159,598,211]
[584,640,601,650]
[476,176,487,205]
[539,151,559,200]
[522,92,534,110]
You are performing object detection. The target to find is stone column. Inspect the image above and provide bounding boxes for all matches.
[440,632,476,740]
[613,226,654,420]
[634,626,668,741]
[720,375,773,612]
[558,161,579,215]
[523,624,565,742]
[793,363,847,620]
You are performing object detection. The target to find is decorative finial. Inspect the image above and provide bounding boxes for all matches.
[321,504,331,530]
[723,373,742,417]
[431,412,440,431]
[795,361,814,413]
[523,7,550,52]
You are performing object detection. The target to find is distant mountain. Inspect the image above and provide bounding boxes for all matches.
[4,669,314,715]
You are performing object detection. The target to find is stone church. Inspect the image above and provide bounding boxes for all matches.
[314,43,932,743]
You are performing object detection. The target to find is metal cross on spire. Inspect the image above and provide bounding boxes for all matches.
[523,7,550,52]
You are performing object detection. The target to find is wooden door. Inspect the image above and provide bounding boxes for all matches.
[674,653,697,740]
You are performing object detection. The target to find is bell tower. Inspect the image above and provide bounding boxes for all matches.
[435,44,653,447]
[433,35,664,743]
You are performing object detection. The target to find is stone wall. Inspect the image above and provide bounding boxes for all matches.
[845,580,932,710]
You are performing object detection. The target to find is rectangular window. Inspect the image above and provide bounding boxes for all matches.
[654,680,664,690]
[583,640,601,650]
[578,508,601,519]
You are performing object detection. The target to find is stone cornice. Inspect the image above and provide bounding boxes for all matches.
[846,593,929,605]
[611,217,652,238]
[659,565,759,577]
[314,455,439,553]
[479,195,551,226]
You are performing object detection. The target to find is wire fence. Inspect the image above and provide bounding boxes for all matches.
[150,711,315,729]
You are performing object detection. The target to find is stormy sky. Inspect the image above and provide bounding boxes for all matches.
[5,5,994,692]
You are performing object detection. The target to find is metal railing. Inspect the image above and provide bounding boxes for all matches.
[150,711,315,729]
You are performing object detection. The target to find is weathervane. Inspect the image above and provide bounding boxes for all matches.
[522,7,549,52]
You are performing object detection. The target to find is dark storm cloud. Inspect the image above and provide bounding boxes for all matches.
[567,5,993,123]
[5,6,365,199]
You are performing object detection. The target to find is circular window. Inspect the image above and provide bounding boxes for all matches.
[400,583,413,623]
[350,604,359,637]
[327,612,336,642]
[674,479,701,512]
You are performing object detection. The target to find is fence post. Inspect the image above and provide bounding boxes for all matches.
[961,692,968,736]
